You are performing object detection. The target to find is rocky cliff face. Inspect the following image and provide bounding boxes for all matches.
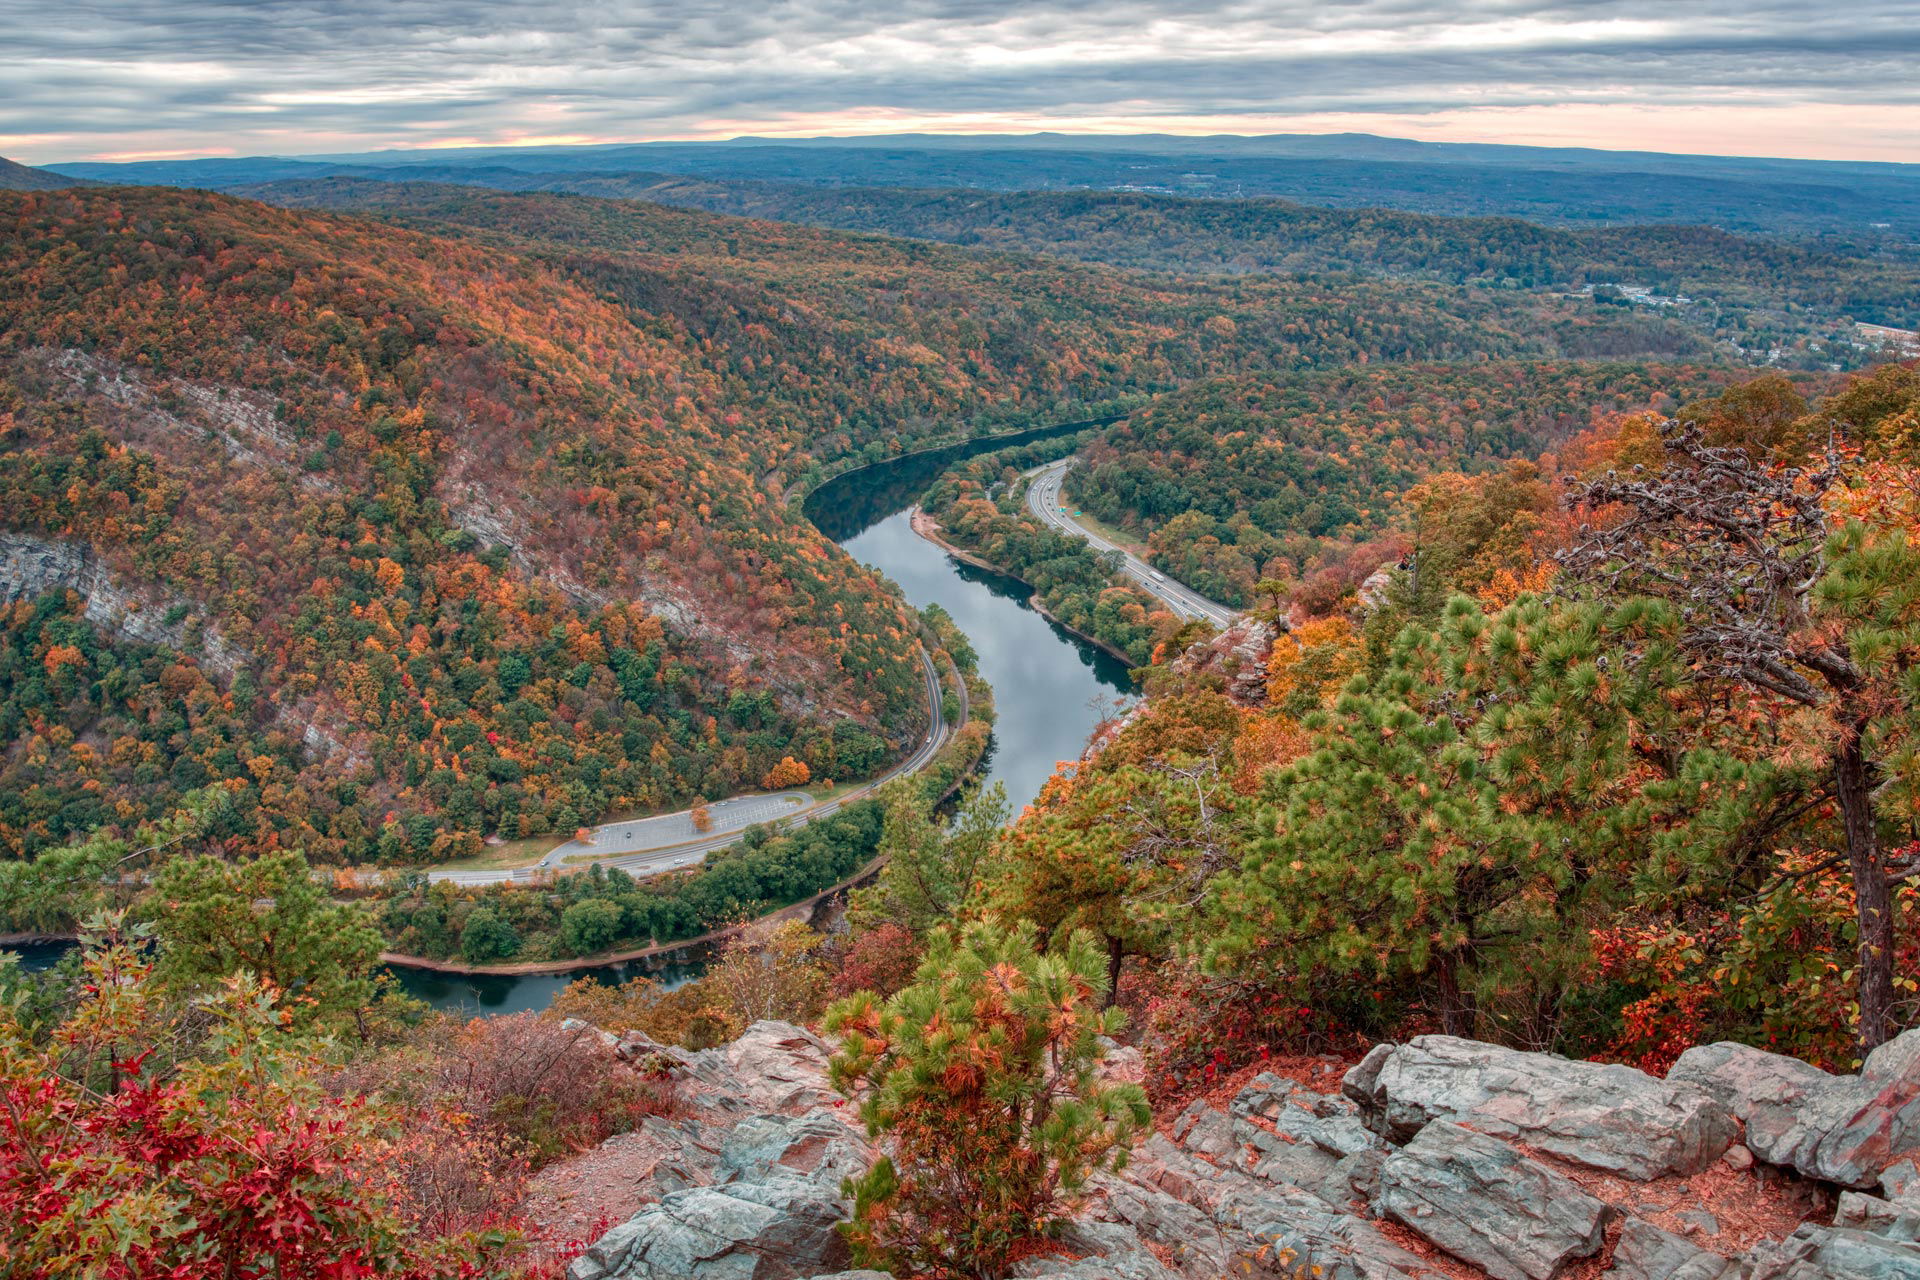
[560,1024,1920,1280]
[0,531,246,679]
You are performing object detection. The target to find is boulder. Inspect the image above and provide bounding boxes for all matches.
[1670,1042,1845,1170]
[1374,1121,1615,1280]
[567,1181,850,1280]
[1801,1031,1920,1190]
[567,1034,873,1280]
[723,1022,842,1114]
[1674,1030,1920,1190]
[1741,1223,1920,1279]
[1606,1218,1736,1280]
[1127,1135,1436,1278]
[1346,1035,1737,1179]
[1835,1192,1920,1245]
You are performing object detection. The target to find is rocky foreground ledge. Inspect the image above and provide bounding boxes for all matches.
[555,1021,1920,1280]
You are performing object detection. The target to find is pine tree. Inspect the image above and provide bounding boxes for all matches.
[1563,419,1920,1048]
[825,921,1148,1280]
[146,849,386,1034]
[1210,594,1688,1042]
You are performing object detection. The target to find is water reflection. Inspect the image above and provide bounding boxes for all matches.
[9,938,704,1019]
[805,418,1109,545]
[812,424,1136,817]
[382,953,704,1018]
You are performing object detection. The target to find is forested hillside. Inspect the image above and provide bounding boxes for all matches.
[1061,362,1826,606]
[244,176,1710,422]
[452,177,1920,332]
[0,184,1706,864]
[0,187,929,862]
[0,156,91,191]
[991,362,1920,1076]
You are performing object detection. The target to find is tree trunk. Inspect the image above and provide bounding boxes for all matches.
[1433,951,1476,1038]
[1104,934,1124,1009]
[1835,729,1896,1051]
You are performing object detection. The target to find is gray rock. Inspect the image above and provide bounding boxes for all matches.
[1836,1193,1920,1245]
[1676,1030,1920,1190]
[1803,1032,1920,1190]
[1679,1208,1725,1237]
[1222,1184,1443,1280]
[724,1022,842,1114]
[1348,1035,1737,1180]
[1741,1223,1920,1279]
[1319,1148,1387,1209]
[1239,1118,1347,1192]
[1012,1220,1181,1280]
[1234,1073,1383,1158]
[1607,1218,1737,1280]
[570,1026,872,1280]
[571,1181,850,1280]
[1169,1099,1237,1161]
[1883,1160,1920,1206]
[1127,1135,1435,1278]
[719,1110,872,1191]
[1670,1042,1845,1171]
[1374,1120,1615,1280]
[1086,1168,1235,1279]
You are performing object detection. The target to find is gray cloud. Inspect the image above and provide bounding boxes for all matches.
[4,0,1918,161]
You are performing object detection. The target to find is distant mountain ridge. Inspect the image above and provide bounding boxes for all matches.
[43,132,1920,237]
[0,156,94,190]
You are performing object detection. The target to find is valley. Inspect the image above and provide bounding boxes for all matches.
[7,118,1920,1280]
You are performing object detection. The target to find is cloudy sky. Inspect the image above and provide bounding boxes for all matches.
[6,0,1919,164]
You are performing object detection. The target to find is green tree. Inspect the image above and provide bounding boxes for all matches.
[853,780,1006,935]
[560,898,624,957]
[1564,420,1920,1048]
[0,789,222,933]
[1210,594,1693,1043]
[825,921,1148,1279]
[985,760,1230,1003]
[460,906,521,964]
[145,849,384,1032]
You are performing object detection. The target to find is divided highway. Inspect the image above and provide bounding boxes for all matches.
[427,647,952,886]
[1025,458,1237,629]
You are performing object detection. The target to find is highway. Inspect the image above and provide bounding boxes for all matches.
[425,647,951,887]
[1024,458,1237,629]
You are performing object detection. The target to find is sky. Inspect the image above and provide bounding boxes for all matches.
[5,0,1919,165]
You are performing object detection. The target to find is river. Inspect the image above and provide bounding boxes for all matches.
[399,421,1138,1008]
[10,422,1133,1014]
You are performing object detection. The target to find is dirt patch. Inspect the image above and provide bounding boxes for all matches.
[518,1127,693,1248]
[1508,1136,1828,1262]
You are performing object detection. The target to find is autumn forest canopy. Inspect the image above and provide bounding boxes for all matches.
[5,153,1920,1280]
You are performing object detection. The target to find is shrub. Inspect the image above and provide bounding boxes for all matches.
[825,921,1149,1279]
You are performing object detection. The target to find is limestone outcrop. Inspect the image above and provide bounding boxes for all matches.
[564,1023,1920,1280]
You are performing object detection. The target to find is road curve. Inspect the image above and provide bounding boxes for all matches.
[1024,458,1237,629]
[424,647,951,887]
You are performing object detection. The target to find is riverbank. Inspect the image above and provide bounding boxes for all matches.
[378,849,889,977]
[909,506,1139,667]
[782,412,1126,513]
[0,930,75,946]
